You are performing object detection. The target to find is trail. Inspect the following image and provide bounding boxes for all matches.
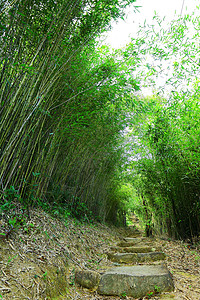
[75,225,174,299]
[0,210,199,299]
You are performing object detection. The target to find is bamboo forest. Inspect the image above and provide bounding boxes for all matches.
[1,1,200,299]
[0,1,200,240]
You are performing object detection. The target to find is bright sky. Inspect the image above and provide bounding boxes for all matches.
[105,0,199,48]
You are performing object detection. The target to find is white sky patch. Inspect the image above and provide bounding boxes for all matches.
[105,0,200,48]
[103,0,200,97]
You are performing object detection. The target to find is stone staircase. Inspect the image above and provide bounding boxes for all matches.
[75,231,174,299]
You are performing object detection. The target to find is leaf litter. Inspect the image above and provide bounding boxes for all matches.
[0,208,199,299]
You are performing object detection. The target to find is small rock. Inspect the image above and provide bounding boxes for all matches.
[75,269,100,289]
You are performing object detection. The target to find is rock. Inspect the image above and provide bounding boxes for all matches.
[107,251,166,263]
[117,239,157,248]
[120,226,141,238]
[123,237,144,243]
[98,265,174,297]
[110,246,159,253]
[117,238,144,247]
[75,269,100,289]
[159,294,176,299]
[117,241,141,247]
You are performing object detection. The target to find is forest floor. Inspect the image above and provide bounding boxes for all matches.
[0,208,199,299]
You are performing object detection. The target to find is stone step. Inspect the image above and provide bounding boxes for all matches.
[98,265,174,297]
[123,237,144,243]
[110,245,161,253]
[117,241,142,247]
[107,251,166,264]
[117,239,155,248]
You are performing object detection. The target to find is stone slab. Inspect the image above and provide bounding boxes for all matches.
[98,265,174,297]
[117,239,156,248]
[107,252,166,263]
[110,246,160,253]
[117,241,141,247]
[123,237,144,243]
[75,269,100,289]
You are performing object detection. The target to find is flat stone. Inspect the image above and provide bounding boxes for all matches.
[123,237,144,243]
[98,265,174,297]
[75,269,100,289]
[110,246,160,253]
[117,239,156,248]
[107,252,166,263]
[159,294,176,299]
[117,241,141,247]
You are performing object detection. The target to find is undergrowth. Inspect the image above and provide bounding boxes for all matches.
[0,185,96,238]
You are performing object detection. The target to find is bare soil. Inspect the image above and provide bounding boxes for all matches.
[0,209,199,300]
